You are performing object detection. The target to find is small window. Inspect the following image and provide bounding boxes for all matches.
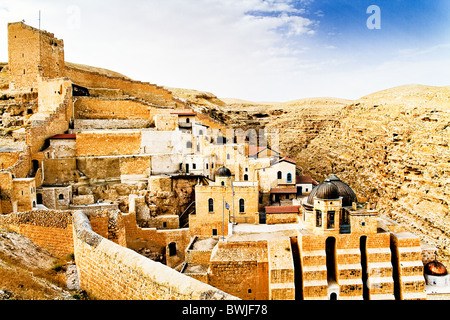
[221,181,225,186]
[58,194,64,200]
[206,163,209,169]
[316,210,322,227]
[287,173,292,183]
[244,174,248,181]
[193,163,196,169]
[186,117,190,123]
[248,289,252,293]
[277,171,282,179]
[163,222,167,228]
[212,229,217,236]
[227,154,230,160]
[186,141,192,148]
[208,198,214,212]
[239,199,245,213]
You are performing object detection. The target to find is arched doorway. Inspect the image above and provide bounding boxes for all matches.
[326,237,338,300]
[326,237,337,283]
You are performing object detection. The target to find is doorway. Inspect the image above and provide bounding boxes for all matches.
[326,237,337,283]
[360,236,368,300]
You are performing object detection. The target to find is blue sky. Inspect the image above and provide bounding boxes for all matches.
[0,0,449,101]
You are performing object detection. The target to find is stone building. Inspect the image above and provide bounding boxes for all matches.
[190,166,259,237]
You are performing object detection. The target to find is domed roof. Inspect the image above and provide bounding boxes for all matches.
[304,174,357,209]
[315,181,340,200]
[424,260,448,276]
[215,166,232,177]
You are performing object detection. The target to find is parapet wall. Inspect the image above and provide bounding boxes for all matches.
[73,210,237,300]
[65,66,185,108]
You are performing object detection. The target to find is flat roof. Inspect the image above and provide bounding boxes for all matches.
[171,112,197,116]
[50,133,76,139]
[265,205,301,214]
[270,187,297,194]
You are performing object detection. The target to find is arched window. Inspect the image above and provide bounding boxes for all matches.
[244,174,248,181]
[277,171,282,179]
[186,117,190,123]
[208,198,214,212]
[186,141,192,148]
[239,199,245,213]
[58,194,64,200]
[287,173,292,183]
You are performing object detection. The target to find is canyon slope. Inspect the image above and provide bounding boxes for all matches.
[170,84,450,262]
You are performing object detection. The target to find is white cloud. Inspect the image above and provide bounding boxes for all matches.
[0,0,447,101]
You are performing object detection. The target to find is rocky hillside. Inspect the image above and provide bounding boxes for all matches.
[171,84,450,264]
[297,85,450,262]
[0,228,82,300]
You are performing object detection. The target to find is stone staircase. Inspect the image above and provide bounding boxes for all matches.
[391,232,427,300]
[299,246,328,300]
[336,248,363,300]
[366,247,395,300]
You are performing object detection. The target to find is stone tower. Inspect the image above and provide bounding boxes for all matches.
[8,22,65,91]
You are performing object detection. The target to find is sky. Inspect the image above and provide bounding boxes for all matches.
[0,0,449,101]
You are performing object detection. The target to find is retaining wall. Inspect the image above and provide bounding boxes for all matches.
[72,210,237,300]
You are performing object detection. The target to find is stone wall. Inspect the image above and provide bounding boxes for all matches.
[73,210,237,300]
[74,97,153,120]
[208,240,269,300]
[76,131,141,156]
[64,65,185,108]
[0,209,73,257]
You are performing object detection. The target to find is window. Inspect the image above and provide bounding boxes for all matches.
[227,153,230,160]
[239,199,245,213]
[221,181,225,186]
[316,210,322,227]
[244,174,248,181]
[199,130,203,135]
[208,198,214,212]
[212,229,217,236]
[327,211,335,229]
[193,163,196,169]
[287,173,292,183]
[186,117,190,123]
[186,141,192,148]
[277,171,282,179]
[58,194,64,200]
[206,163,209,169]
[163,222,167,228]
